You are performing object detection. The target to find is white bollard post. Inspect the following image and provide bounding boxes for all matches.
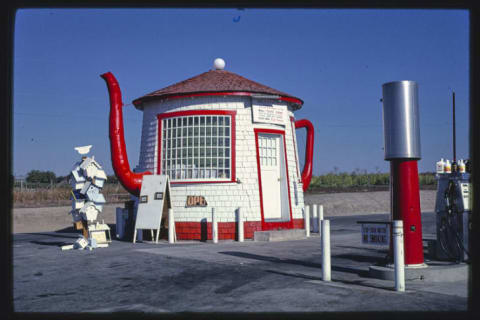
[168,208,175,244]
[212,208,218,244]
[321,219,331,281]
[238,208,244,242]
[393,220,405,292]
[312,204,318,233]
[318,205,324,235]
[304,205,310,237]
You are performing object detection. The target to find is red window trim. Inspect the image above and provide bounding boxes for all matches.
[157,110,236,184]
[254,128,294,230]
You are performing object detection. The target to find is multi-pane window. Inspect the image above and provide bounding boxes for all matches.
[258,135,278,167]
[159,112,234,182]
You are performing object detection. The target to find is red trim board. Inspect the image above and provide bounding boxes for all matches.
[254,128,294,231]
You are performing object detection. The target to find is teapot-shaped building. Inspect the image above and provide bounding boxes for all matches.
[101,59,314,240]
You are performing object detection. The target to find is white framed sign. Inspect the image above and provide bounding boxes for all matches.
[252,105,286,126]
[134,175,172,243]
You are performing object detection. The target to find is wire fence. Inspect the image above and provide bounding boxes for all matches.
[13,181,62,191]
[12,180,130,207]
[13,180,121,191]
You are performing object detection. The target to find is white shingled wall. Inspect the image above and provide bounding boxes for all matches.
[134,95,305,224]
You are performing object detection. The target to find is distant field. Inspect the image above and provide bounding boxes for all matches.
[12,172,437,208]
[13,183,130,208]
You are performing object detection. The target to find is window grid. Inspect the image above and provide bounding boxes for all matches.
[259,135,278,167]
[161,115,232,181]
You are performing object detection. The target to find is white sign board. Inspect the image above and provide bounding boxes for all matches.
[460,182,471,210]
[361,223,390,246]
[134,175,171,242]
[252,105,286,126]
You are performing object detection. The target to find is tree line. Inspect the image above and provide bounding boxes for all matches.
[308,170,436,190]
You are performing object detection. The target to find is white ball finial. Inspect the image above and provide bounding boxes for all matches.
[213,58,225,70]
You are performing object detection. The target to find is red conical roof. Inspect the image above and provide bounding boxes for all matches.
[132,69,303,109]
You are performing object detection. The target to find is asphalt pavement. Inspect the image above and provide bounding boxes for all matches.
[13,212,468,313]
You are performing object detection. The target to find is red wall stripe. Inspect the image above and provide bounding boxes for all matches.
[171,219,305,241]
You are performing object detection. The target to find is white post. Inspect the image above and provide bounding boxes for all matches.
[321,219,331,281]
[393,220,405,292]
[238,208,244,242]
[212,208,218,244]
[318,205,324,235]
[312,204,318,233]
[304,205,310,237]
[168,208,175,244]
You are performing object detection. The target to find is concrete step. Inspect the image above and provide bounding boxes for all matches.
[369,262,468,282]
[254,229,306,242]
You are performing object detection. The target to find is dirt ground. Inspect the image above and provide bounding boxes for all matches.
[12,190,436,234]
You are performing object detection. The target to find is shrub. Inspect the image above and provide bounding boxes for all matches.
[26,170,56,183]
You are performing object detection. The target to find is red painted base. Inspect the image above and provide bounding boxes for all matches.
[390,160,425,265]
[173,219,305,241]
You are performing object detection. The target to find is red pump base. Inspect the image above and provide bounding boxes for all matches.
[389,159,425,265]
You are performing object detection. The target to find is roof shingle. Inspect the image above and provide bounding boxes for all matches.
[132,69,303,109]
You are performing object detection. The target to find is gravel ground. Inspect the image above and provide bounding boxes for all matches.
[13,213,467,313]
[305,190,436,216]
[12,190,436,233]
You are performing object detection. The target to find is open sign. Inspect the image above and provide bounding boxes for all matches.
[186,196,208,207]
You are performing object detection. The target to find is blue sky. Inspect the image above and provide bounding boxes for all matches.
[13,8,469,177]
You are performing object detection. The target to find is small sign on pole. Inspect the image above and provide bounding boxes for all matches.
[358,221,390,246]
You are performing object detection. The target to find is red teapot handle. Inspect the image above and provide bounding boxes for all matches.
[295,119,314,191]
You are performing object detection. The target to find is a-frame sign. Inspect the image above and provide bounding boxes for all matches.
[133,175,173,243]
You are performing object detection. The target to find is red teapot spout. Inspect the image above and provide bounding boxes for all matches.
[100,72,151,196]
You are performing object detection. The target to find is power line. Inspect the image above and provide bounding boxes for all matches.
[14,112,107,120]
[13,108,142,122]
[13,111,453,127]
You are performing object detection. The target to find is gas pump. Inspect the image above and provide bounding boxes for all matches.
[434,92,471,263]
[435,169,471,262]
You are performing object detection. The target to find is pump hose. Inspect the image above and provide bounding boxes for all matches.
[448,189,470,258]
[442,180,470,261]
[438,218,456,260]
[447,213,465,259]
[447,212,470,258]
